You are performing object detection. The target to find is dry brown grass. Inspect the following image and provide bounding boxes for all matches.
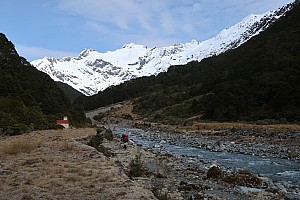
[0,129,157,200]
[192,122,300,132]
[65,175,83,182]
[0,138,41,156]
[109,101,300,133]
[98,174,118,182]
[61,141,75,151]
[66,167,82,173]
[113,101,136,118]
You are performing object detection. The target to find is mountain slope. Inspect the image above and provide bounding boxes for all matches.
[56,81,84,103]
[31,2,294,96]
[0,33,86,134]
[136,0,300,123]
[74,0,300,123]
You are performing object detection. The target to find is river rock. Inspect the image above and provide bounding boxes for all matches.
[0,169,12,175]
[207,165,224,180]
[238,186,264,193]
[275,182,288,194]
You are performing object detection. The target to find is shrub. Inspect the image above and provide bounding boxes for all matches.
[87,131,104,151]
[207,165,224,180]
[152,184,168,200]
[7,123,29,135]
[223,170,262,187]
[122,114,133,120]
[103,129,114,141]
[97,145,112,157]
[93,113,107,121]
[288,150,300,159]
[128,153,145,178]
[48,123,65,130]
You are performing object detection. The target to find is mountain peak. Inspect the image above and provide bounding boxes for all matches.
[31,2,295,96]
[79,48,96,57]
[122,43,147,49]
[0,33,19,58]
[190,39,199,44]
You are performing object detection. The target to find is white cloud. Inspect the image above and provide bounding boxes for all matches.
[57,0,206,44]
[58,0,145,29]
[55,0,295,48]
[85,21,112,34]
[1,0,294,63]
[15,44,78,61]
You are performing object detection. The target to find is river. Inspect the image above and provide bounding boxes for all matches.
[113,126,300,187]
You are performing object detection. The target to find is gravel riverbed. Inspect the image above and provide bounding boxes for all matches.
[87,102,300,199]
[104,125,300,200]
[130,126,300,161]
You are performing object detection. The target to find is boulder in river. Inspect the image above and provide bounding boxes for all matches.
[206,165,224,180]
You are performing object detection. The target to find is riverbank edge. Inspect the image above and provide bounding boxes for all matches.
[100,126,300,199]
[130,122,300,162]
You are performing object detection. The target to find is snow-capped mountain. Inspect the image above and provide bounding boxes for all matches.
[31,2,294,96]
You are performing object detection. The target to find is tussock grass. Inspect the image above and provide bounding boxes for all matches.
[0,129,156,199]
[66,167,81,173]
[61,141,75,151]
[78,170,93,177]
[99,174,118,182]
[65,175,83,182]
[0,138,41,156]
[192,122,300,132]
[49,179,64,188]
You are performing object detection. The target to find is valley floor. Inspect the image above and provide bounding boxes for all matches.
[1,102,299,200]
[88,101,300,199]
[0,129,156,200]
[94,101,300,160]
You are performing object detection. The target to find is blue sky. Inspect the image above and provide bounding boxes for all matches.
[0,0,294,61]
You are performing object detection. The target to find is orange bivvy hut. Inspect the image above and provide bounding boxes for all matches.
[56,116,70,129]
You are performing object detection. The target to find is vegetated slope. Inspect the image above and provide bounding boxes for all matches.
[31,1,294,96]
[0,33,86,134]
[75,0,300,124]
[56,81,85,103]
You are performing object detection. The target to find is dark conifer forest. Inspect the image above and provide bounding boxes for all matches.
[74,1,300,124]
[0,33,86,135]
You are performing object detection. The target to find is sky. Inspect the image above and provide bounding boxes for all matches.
[0,0,294,61]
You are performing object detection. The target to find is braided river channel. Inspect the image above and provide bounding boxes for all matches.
[113,127,300,187]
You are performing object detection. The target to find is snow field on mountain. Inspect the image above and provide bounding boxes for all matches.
[31,3,293,96]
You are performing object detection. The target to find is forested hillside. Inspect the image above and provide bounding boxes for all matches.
[0,33,86,134]
[74,0,300,124]
[56,81,84,103]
